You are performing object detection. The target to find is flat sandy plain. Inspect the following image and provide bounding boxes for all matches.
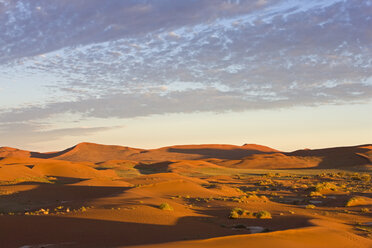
[0,143,371,248]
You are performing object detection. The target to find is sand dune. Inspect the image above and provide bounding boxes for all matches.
[216,153,321,169]
[126,219,372,248]
[0,147,32,158]
[18,143,280,163]
[2,143,370,169]
[0,142,371,247]
[46,142,144,163]
[0,164,44,181]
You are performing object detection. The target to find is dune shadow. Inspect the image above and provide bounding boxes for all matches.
[0,207,314,248]
[286,145,371,169]
[168,148,271,160]
[134,161,173,174]
[0,181,130,213]
[30,146,76,159]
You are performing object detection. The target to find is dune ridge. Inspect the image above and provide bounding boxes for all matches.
[1,142,370,169]
[0,142,371,247]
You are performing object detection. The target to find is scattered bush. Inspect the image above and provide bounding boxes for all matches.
[309,191,323,197]
[314,182,338,192]
[159,203,174,211]
[361,208,370,213]
[346,196,371,207]
[229,208,250,219]
[254,210,272,219]
[229,210,240,219]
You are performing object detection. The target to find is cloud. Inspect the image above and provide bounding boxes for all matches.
[0,0,273,63]
[0,122,119,147]
[0,0,371,145]
[1,83,371,124]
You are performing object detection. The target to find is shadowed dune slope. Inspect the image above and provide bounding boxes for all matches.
[287,145,372,168]
[1,143,371,169]
[213,145,372,169]
[44,143,279,163]
[125,219,372,248]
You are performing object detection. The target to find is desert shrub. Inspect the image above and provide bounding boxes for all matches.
[360,174,371,182]
[350,173,361,181]
[229,208,249,219]
[314,182,338,192]
[203,183,221,189]
[159,203,173,211]
[264,173,275,178]
[235,187,244,193]
[361,208,370,213]
[256,179,274,186]
[229,210,240,219]
[254,210,272,219]
[346,196,369,207]
[246,193,258,199]
[309,191,323,197]
[34,208,49,215]
[337,172,346,177]
[317,173,328,179]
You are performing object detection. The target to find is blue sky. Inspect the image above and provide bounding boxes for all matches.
[0,0,371,151]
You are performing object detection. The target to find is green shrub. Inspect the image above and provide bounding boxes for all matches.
[346,196,370,207]
[309,191,323,197]
[229,208,249,219]
[314,182,338,192]
[254,210,272,219]
[229,210,240,219]
[159,203,173,211]
[361,208,370,213]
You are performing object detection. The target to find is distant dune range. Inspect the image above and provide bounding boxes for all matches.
[0,142,370,182]
[1,142,371,167]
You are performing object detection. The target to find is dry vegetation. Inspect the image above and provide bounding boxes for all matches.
[0,143,371,247]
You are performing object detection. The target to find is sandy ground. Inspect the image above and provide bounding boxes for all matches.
[0,143,371,247]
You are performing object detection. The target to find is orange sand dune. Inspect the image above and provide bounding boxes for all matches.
[0,164,44,181]
[217,153,321,169]
[23,142,279,163]
[125,172,209,186]
[0,156,118,180]
[0,142,371,248]
[0,147,31,158]
[126,219,372,248]
[31,160,118,179]
[134,160,225,175]
[48,142,144,163]
[2,143,370,169]
[70,178,133,187]
[211,144,372,169]
[288,145,372,168]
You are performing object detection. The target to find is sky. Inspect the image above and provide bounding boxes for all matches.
[0,0,371,152]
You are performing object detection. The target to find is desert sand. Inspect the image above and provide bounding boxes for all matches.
[0,143,371,247]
